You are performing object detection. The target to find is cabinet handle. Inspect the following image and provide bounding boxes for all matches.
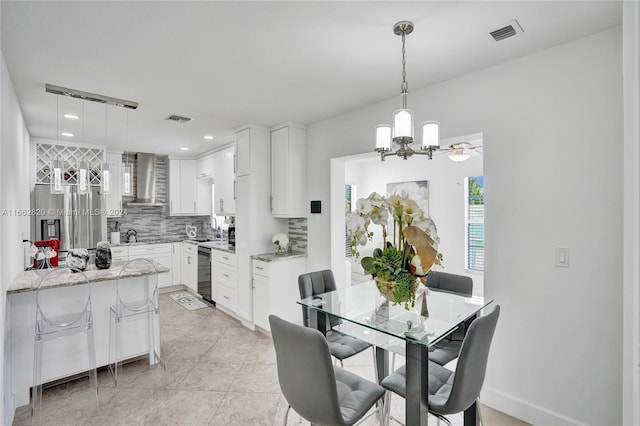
[223,295,229,300]
[194,201,196,211]
[256,266,263,270]
[233,153,237,173]
[233,180,236,200]
[188,256,191,265]
[223,273,229,278]
[270,195,273,212]
[220,199,224,212]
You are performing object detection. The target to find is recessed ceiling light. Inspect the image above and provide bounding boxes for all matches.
[180,147,189,151]
[64,114,79,120]
[204,135,214,140]
[61,132,74,137]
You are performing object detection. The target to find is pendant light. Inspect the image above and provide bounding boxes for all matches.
[102,105,111,194]
[375,21,441,161]
[77,101,89,195]
[122,110,133,196]
[50,96,64,194]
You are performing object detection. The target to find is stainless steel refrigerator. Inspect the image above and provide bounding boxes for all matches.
[32,184,106,253]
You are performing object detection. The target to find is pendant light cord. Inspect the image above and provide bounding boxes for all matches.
[400,25,409,110]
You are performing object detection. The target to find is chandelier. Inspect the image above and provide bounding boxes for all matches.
[375,21,440,161]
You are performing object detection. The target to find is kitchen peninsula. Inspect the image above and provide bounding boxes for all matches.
[6,261,169,407]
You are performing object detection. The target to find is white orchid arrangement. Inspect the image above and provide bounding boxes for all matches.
[346,191,443,309]
[272,233,289,252]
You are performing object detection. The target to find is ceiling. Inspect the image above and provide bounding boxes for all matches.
[1,1,622,156]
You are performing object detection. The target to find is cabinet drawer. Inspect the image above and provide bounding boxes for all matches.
[213,250,237,267]
[215,263,237,288]
[216,283,237,310]
[252,260,270,278]
[182,243,198,256]
[129,243,171,257]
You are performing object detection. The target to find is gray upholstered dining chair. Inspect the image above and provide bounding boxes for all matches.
[269,315,385,426]
[390,271,474,370]
[381,305,500,426]
[425,271,473,366]
[298,270,374,367]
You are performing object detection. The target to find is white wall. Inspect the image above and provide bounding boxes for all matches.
[0,51,32,425]
[308,28,623,425]
[343,149,484,295]
[622,1,640,424]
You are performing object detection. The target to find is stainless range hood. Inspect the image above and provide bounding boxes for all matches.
[126,153,164,206]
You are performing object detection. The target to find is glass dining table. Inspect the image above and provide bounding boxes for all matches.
[297,280,493,426]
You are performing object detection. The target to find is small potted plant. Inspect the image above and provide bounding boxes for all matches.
[272,233,289,255]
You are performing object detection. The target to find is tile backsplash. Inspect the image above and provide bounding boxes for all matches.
[288,217,307,253]
[106,154,215,243]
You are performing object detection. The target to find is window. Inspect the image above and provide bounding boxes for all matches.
[466,176,484,271]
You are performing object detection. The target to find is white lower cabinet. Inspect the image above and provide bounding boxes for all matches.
[252,262,270,331]
[213,250,238,311]
[129,243,172,288]
[171,243,182,286]
[252,256,307,331]
[181,243,198,293]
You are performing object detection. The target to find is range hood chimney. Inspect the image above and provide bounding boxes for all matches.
[126,153,164,206]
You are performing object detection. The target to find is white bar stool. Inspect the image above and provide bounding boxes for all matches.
[32,267,98,424]
[108,258,165,386]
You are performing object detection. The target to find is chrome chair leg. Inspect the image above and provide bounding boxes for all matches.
[283,404,290,426]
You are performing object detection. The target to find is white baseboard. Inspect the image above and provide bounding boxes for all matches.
[481,386,587,426]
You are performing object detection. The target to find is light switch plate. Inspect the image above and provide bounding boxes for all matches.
[555,247,570,268]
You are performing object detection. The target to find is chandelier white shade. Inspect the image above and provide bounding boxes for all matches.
[422,121,440,148]
[375,21,441,161]
[375,125,392,151]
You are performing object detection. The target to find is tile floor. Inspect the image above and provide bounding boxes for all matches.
[13,292,529,426]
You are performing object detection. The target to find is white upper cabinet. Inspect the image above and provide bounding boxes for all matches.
[270,124,307,217]
[197,154,215,178]
[235,127,251,176]
[213,146,236,215]
[179,160,197,214]
[170,158,209,216]
[197,177,212,216]
[104,151,123,217]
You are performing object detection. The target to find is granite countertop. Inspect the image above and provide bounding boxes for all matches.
[197,240,235,254]
[112,239,235,254]
[7,260,170,295]
[252,251,307,262]
[112,238,190,246]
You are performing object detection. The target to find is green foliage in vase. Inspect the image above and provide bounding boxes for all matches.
[393,272,417,310]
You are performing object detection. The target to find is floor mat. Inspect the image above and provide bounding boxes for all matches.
[168,291,209,311]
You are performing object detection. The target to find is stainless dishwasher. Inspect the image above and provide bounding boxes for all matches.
[197,246,214,304]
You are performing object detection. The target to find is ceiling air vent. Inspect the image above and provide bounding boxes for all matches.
[489,19,524,42]
[165,114,192,124]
